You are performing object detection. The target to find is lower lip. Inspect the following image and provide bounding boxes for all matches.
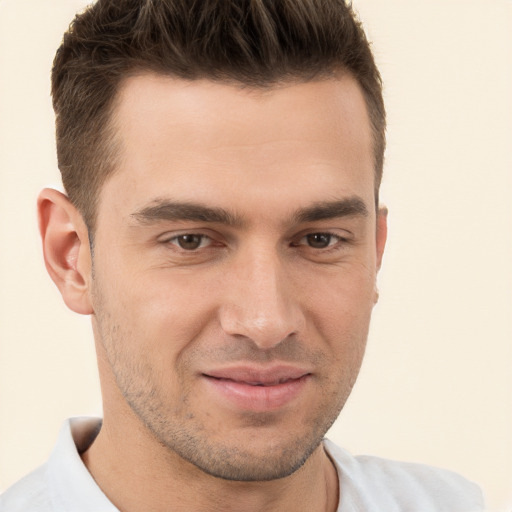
[202,375,310,412]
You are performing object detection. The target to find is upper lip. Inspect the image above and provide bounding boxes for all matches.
[202,365,311,386]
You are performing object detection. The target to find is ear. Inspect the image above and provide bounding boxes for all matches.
[372,206,387,304]
[38,188,93,315]
[375,206,388,271]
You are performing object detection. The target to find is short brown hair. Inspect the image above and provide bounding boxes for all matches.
[52,0,385,231]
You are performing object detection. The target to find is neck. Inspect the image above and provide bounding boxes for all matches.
[81,413,339,512]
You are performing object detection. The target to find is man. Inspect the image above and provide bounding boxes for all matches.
[0,0,484,510]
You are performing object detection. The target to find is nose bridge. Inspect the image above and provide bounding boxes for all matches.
[220,242,304,348]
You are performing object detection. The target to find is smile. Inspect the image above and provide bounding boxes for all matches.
[201,365,312,412]
[220,377,297,387]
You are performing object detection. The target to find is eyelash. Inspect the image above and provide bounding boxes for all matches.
[293,232,346,250]
[165,232,347,252]
[167,234,215,251]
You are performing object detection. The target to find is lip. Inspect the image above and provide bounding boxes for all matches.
[201,365,312,412]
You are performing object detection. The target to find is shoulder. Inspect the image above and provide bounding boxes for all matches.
[323,439,485,512]
[0,464,53,512]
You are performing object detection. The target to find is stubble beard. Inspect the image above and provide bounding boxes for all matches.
[116,365,352,482]
[92,286,367,482]
[102,338,362,482]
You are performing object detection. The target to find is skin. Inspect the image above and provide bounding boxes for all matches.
[39,73,387,512]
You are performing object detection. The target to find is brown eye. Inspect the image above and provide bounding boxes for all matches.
[175,234,204,250]
[305,233,333,248]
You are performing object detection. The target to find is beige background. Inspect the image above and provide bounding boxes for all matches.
[0,0,511,509]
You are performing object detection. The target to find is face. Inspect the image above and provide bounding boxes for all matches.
[89,73,386,481]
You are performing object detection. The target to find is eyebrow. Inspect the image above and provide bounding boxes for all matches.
[130,200,245,227]
[130,196,368,227]
[293,197,369,223]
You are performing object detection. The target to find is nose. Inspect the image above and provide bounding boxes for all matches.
[219,248,305,350]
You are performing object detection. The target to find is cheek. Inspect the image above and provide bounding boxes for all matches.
[93,261,218,362]
[297,263,375,377]
[301,261,376,325]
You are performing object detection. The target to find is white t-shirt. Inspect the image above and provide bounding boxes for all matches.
[0,417,484,511]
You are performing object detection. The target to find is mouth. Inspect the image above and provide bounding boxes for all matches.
[200,365,312,412]
[211,377,299,387]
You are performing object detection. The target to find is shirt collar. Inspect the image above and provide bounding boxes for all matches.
[46,417,117,511]
[45,418,344,511]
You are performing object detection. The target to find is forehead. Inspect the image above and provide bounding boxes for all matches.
[113,73,371,155]
[100,73,374,221]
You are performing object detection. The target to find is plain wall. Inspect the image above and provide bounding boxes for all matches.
[1,0,511,509]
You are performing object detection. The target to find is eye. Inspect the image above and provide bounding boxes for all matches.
[301,233,341,249]
[169,234,211,251]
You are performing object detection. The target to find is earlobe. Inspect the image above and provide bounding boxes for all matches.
[38,188,93,315]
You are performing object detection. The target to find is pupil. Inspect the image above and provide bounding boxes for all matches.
[307,233,330,248]
[178,234,201,250]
